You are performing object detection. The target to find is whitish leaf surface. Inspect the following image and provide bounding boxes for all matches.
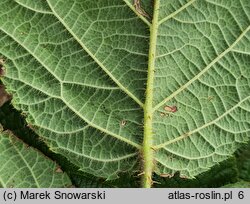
[0,126,71,187]
[0,0,250,187]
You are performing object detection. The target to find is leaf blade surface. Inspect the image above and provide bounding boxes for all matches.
[0,126,71,188]
[0,0,250,184]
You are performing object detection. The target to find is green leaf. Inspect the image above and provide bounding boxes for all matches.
[235,142,250,181]
[0,0,250,187]
[0,102,141,188]
[0,126,71,188]
[223,180,250,188]
[154,157,239,188]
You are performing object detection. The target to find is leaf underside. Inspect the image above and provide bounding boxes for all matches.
[0,126,71,187]
[0,0,250,183]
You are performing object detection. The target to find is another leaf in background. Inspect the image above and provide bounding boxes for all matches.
[223,180,250,188]
[235,142,250,181]
[0,126,71,187]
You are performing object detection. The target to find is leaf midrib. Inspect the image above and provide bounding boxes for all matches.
[141,0,160,188]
